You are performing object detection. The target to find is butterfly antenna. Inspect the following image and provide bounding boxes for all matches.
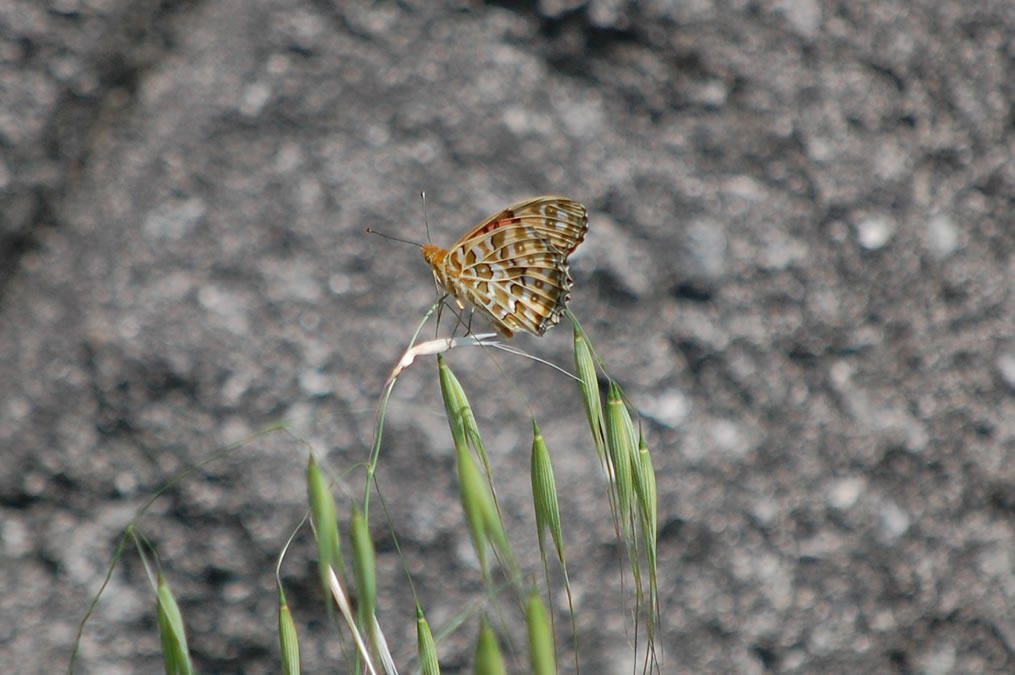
[420,191,432,244]
[364,228,423,248]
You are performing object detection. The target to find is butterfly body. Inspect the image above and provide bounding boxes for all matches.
[423,196,588,337]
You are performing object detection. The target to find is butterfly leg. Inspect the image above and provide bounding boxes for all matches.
[434,293,472,340]
[449,304,472,339]
[435,294,466,339]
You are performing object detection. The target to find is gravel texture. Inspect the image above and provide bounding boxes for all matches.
[3,1,1015,673]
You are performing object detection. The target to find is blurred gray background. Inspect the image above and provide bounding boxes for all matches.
[3,0,1015,672]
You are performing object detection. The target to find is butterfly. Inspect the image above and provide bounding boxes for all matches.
[422,196,589,337]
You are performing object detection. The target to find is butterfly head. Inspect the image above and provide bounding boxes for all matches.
[422,243,452,293]
[421,243,443,266]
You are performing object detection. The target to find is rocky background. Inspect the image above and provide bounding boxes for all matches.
[3,0,1015,672]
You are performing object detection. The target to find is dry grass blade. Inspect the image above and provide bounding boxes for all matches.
[371,613,397,675]
[326,566,378,675]
[388,334,498,382]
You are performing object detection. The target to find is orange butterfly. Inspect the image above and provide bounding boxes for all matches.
[422,196,588,337]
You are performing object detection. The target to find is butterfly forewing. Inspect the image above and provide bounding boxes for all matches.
[424,196,589,337]
[462,197,588,258]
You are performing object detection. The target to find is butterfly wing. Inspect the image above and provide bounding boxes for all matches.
[458,196,589,261]
[442,196,589,336]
